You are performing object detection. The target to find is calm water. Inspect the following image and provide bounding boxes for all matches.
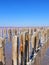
[5,38,12,65]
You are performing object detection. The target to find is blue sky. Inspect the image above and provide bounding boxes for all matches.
[0,0,49,27]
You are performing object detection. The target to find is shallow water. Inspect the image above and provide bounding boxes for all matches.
[5,38,12,65]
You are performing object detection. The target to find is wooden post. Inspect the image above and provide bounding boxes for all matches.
[0,37,6,65]
[0,29,2,37]
[13,28,17,36]
[41,29,47,45]
[46,28,49,39]
[33,31,39,53]
[24,32,29,65]
[3,28,7,38]
[23,32,25,65]
[8,29,12,42]
[17,36,19,65]
[15,29,17,35]
[35,31,40,52]
[20,34,23,65]
[12,36,17,65]
[30,34,35,60]
[28,28,31,61]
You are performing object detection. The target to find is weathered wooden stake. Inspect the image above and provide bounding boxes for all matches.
[0,37,6,65]
[12,36,17,65]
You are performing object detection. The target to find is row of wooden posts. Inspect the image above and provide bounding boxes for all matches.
[0,27,49,65]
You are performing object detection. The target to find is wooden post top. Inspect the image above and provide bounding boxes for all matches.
[0,37,5,47]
